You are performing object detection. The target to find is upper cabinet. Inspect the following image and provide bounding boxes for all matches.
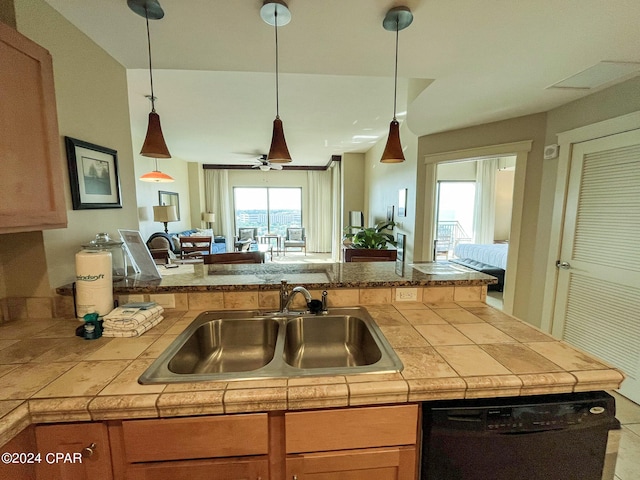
[0,21,67,234]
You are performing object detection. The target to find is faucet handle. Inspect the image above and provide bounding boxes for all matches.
[321,290,328,312]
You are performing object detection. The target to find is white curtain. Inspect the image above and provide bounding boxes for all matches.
[473,158,499,244]
[306,168,333,253]
[331,161,342,261]
[204,169,234,250]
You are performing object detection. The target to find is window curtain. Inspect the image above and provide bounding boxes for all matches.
[473,158,499,244]
[306,168,333,253]
[204,169,233,250]
[331,161,342,261]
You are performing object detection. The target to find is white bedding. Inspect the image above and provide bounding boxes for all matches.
[453,243,508,270]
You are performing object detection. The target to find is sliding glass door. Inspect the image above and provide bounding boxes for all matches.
[233,187,302,236]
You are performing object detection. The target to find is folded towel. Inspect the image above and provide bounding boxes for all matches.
[102,315,164,338]
[103,312,162,330]
[103,305,164,329]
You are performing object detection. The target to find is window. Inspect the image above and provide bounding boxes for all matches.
[233,187,302,236]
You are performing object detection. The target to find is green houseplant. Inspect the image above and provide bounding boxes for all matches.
[343,221,396,249]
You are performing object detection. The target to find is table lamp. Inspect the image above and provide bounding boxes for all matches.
[202,212,216,230]
[153,205,178,233]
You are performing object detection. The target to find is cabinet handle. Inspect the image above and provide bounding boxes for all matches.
[81,443,96,458]
[293,476,298,480]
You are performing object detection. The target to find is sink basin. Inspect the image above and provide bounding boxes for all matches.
[168,318,279,374]
[283,316,382,369]
[139,307,402,384]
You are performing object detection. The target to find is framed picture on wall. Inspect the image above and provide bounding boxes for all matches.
[65,137,122,210]
[386,205,395,224]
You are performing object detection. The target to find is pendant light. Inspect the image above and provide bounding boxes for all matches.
[139,158,174,183]
[380,6,413,163]
[261,0,292,163]
[128,0,171,158]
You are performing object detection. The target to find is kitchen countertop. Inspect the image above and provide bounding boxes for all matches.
[0,300,624,446]
[56,261,498,294]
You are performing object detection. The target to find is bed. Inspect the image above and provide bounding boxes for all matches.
[451,243,508,291]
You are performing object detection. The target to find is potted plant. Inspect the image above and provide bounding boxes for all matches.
[342,221,397,262]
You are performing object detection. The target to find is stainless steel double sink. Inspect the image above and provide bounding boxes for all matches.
[139,307,403,384]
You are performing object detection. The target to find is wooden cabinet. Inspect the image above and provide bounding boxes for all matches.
[284,405,418,480]
[110,413,270,479]
[34,423,112,480]
[0,21,67,234]
[342,246,397,262]
[23,405,418,480]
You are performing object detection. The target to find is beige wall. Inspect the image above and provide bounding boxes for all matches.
[364,121,418,263]
[135,157,193,240]
[342,153,366,231]
[13,0,139,290]
[417,113,547,325]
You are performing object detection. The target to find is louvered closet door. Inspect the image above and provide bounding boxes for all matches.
[553,129,640,403]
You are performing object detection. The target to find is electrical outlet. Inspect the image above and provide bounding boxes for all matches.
[395,288,418,302]
[149,294,176,309]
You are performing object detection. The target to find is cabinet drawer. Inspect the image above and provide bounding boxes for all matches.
[125,456,269,480]
[285,404,418,453]
[122,414,268,462]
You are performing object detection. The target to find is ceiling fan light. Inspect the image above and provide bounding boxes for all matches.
[380,119,405,163]
[259,164,270,171]
[139,169,174,182]
[267,117,292,163]
[141,111,171,158]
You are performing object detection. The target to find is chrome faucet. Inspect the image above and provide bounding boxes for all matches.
[280,281,313,314]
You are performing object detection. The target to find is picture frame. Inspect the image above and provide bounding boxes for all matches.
[395,233,406,276]
[65,137,122,210]
[118,229,161,280]
[159,191,180,220]
[386,205,395,224]
[398,188,407,217]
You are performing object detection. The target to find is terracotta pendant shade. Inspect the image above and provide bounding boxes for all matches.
[380,119,405,163]
[267,117,292,163]
[141,111,171,158]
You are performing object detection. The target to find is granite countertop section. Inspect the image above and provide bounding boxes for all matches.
[56,262,497,295]
[0,301,624,446]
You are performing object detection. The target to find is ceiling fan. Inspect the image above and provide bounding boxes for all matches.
[252,154,283,171]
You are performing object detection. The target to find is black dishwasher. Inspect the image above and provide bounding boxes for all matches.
[422,391,620,480]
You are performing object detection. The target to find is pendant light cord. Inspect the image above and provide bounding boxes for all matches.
[145,7,156,113]
[393,19,399,120]
[274,7,280,119]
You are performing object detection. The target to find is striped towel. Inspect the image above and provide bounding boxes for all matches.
[103,305,164,329]
[102,315,164,338]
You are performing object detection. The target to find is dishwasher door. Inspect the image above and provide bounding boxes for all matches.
[422,391,620,480]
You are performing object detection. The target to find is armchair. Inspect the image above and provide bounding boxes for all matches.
[234,227,258,251]
[283,227,306,255]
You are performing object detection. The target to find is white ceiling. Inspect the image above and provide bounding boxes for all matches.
[43,0,640,167]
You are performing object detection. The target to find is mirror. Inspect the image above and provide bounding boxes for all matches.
[158,191,180,220]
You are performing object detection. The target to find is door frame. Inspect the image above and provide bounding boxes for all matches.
[423,140,532,314]
[540,110,640,334]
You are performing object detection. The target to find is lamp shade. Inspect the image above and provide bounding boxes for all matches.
[267,117,292,163]
[153,205,178,223]
[202,212,216,223]
[141,112,171,158]
[139,169,174,183]
[380,119,405,163]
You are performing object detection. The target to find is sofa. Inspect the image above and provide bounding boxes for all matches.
[146,230,226,257]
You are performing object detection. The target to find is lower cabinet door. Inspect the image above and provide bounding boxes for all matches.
[34,423,112,480]
[124,456,269,480]
[286,446,416,480]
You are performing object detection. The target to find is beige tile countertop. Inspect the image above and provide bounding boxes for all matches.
[0,301,624,446]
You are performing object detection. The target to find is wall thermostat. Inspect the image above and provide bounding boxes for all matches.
[544,144,559,160]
